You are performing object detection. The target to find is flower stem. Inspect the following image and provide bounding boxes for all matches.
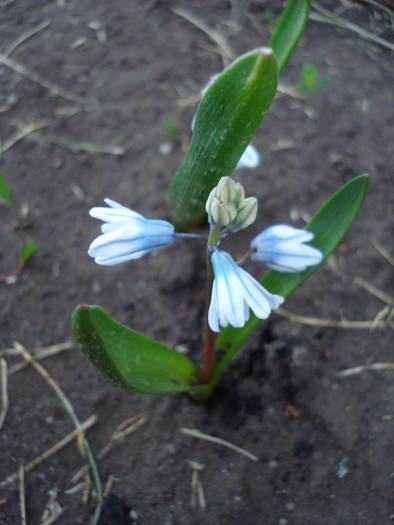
[200,225,220,384]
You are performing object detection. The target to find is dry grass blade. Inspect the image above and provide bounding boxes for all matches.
[371,239,394,266]
[1,341,72,359]
[357,0,393,18]
[0,359,8,431]
[19,465,27,525]
[103,475,116,499]
[4,20,50,57]
[198,480,206,510]
[180,427,258,462]
[338,362,394,377]
[0,415,96,489]
[371,305,393,331]
[276,307,392,329]
[12,343,102,525]
[98,414,147,459]
[311,2,394,51]
[71,414,147,485]
[172,8,234,66]
[40,489,64,525]
[190,469,198,507]
[1,121,46,155]
[0,52,94,104]
[31,132,125,156]
[8,342,74,375]
[354,277,393,305]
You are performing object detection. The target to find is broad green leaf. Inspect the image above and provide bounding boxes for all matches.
[21,239,38,264]
[168,48,278,229]
[212,175,369,388]
[268,0,310,75]
[72,305,199,394]
[0,173,12,205]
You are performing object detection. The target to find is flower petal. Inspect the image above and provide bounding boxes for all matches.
[88,200,174,265]
[209,250,284,331]
[251,225,322,273]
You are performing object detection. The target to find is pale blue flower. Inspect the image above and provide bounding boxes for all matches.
[251,225,323,272]
[88,199,174,265]
[208,250,284,332]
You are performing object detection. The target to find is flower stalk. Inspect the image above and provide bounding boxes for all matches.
[200,225,220,384]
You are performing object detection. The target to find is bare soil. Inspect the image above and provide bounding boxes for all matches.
[0,1,393,524]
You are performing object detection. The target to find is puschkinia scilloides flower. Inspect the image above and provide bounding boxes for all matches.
[208,250,284,332]
[251,225,323,273]
[88,199,175,265]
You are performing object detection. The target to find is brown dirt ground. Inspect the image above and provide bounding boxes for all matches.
[0,1,393,524]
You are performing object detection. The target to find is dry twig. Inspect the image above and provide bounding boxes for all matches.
[180,427,258,462]
[0,359,8,431]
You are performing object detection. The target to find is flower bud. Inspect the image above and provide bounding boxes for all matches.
[228,197,258,232]
[206,176,257,231]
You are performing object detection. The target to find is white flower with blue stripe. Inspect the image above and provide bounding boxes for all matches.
[88,199,175,265]
[251,225,323,272]
[208,250,284,332]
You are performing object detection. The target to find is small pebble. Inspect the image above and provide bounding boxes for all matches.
[286,502,296,511]
[279,519,288,525]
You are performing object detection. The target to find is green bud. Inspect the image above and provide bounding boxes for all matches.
[228,197,258,232]
[206,176,257,231]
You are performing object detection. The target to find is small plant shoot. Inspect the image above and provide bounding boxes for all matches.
[72,0,369,400]
[0,173,12,206]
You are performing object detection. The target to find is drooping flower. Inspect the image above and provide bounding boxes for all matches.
[208,250,284,332]
[88,199,174,265]
[251,225,323,273]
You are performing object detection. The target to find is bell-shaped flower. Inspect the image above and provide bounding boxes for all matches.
[251,225,323,273]
[88,199,174,265]
[208,250,284,332]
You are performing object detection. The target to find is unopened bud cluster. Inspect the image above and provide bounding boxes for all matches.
[205,176,257,232]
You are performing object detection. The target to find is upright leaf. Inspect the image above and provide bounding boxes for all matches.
[268,0,310,75]
[72,305,199,394]
[212,175,369,387]
[168,48,278,229]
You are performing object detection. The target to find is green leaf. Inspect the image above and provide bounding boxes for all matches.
[21,239,38,264]
[72,305,200,394]
[168,48,278,229]
[212,175,370,387]
[268,0,310,75]
[0,173,12,206]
